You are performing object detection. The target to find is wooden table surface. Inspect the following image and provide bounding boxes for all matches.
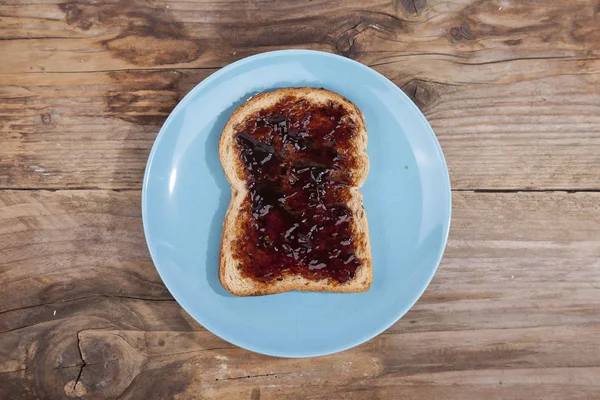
[1,0,599,398]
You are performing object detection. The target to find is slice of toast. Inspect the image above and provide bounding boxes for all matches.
[219,88,371,296]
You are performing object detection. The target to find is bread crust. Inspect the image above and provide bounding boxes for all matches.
[218,88,372,296]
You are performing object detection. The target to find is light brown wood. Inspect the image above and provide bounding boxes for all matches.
[0,190,170,312]
[1,190,599,398]
[2,0,598,73]
[2,71,599,190]
[1,0,599,191]
[2,0,600,398]
[0,70,214,189]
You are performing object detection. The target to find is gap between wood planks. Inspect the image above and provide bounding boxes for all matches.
[1,188,599,193]
[0,294,175,319]
[4,54,600,75]
[454,189,600,193]
[0,187,140,191]
[3,66,222,74]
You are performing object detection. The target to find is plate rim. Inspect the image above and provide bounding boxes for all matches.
[142,49,452,357]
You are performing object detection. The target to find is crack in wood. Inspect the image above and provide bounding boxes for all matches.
[216,369,330,381]
[368,52,468,68]
[369,10,409,23]
[454,189,600,193]
[398,0,427,15]
[0,187,142,191]
[451,55,599,67]
[371,54,600,69]
[73,330,87,392]
[410,0,418,14]
[4,66,221,75]
[1,188,598,196]
[0,367,27,374]
[216,372,284,381]
[51,358,122,372]
[0,321,53,335]
[0,294,175,318]
[108,331,232,358]
[333,20,362,57]
[0,36,92,41]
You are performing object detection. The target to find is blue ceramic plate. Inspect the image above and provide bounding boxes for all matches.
[142,50,451,357]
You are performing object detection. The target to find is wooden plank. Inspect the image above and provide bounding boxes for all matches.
[1,190,599,398]
[3,327,599,399]
[1,0,598,74]
[423,74,600,190]
[0,190,171,313]
[2,0,599,191]
[1,71,599,190]
[0,69,214,189]
[0,70,600,190]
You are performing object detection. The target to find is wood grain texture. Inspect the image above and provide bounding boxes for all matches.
[0,190,169,313]
[1,71,599,190]
[2,0,599,72]
[0,69,214,189]
[1,190,599,399]
[2,0,600,398]
[1,0,599,190]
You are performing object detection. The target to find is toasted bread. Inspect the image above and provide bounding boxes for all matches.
[218,88,371,296]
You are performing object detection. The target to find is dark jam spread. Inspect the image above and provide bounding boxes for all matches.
[233,96,362,284]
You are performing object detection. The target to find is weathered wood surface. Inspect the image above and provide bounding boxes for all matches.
[2,71,599,190]
[1,191,599,398]
[1,0,599,190]
[1,0,600,398]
